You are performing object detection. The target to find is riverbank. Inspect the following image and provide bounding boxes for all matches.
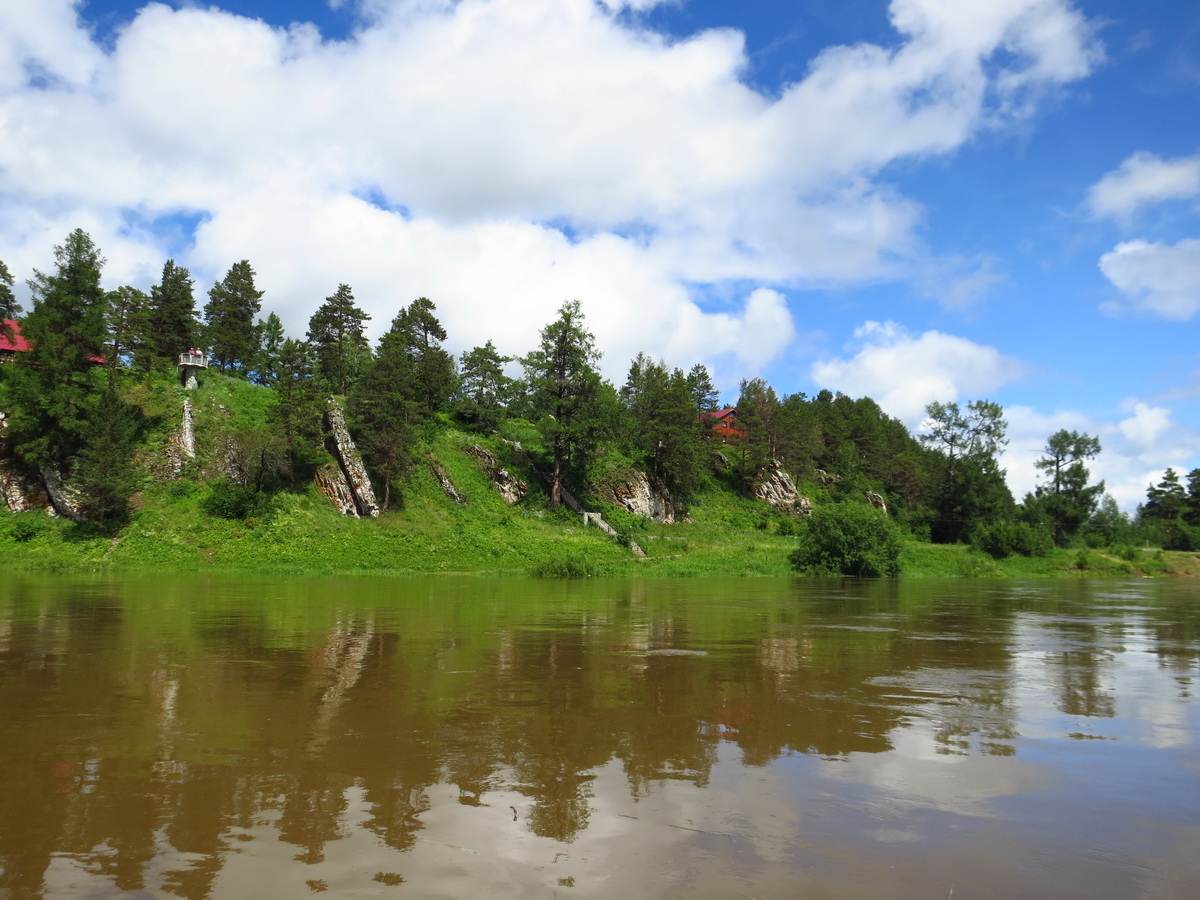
[2,479,1194,578]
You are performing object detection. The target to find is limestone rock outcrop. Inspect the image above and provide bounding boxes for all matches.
[322,397,379,518]
[752,459,809,516]
[1,412,52,513]
[164,399,196,478]
[604,470,678,524]
[467,445,527,505]
[314,462,361,516]
[432,464,466,505]
[866,491,888,515]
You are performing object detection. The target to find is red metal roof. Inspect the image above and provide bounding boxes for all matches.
[699,408,736,419]
[0,320,30,353]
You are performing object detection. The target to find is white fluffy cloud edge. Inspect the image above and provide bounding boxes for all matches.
[1,0,1097,372]
[811,321,1200,511]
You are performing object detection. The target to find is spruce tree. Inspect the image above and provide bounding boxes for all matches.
[5,229,110,468]
[349,320,420,510]
[254,311,286,386]
[104,285,151,371]
[457,340,513,432]
[307,284,371,395]
[204,260,264,374]
[522,300,607,508]
[147,259,198,364]
[268,338,323,484]
[393,297,456,415]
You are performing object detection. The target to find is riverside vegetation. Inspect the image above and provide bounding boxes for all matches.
[2,229,1200,578]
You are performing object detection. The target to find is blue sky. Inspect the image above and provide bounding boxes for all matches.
[2,0,1199,509]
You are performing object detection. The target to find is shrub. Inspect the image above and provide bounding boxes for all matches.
[202,482,262,520]
[531,549,597,578]
[11,515,43,543]
[972,521,1052,559]
[790,502,903,577]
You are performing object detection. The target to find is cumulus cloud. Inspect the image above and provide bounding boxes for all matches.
[810,321,1027,427]
[1000,401,1200,512]
[1098,239,1200,320]
[0,0,1101,374]
[1086,151,1200,222]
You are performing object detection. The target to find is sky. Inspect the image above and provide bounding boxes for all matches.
[2,0,1199,512]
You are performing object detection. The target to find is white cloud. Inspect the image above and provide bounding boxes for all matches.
[1086,151,1200,222]
[0,0,1101,372]
[1000,402,1200,512]
[810,321,1027,427]
[1098,238,1200,320]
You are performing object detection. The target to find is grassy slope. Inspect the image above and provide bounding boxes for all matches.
[1,374,1195,578]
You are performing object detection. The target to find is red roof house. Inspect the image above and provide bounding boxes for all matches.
[0,320,106,365]
[699,407,747,443]
[0,320,31,360]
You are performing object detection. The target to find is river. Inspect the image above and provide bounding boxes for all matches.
[0,575,1197,898]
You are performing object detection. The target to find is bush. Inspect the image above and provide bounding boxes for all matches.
[972,521,1052,559]
[531,549,597,578]
[202,482,263,520]
[11,515,43,543]
[790,502,903,577]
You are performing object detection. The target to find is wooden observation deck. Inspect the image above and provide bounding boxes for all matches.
[178,350,208,390]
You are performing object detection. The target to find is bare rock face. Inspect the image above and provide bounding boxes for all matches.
[314,462,361,517]
[432,464,466,505]
[605,470,677,524]
[163,398,196,478]
[752,459,808,516]
[40,464,84,521]
[1,416,51,514]
[866,491,888,515]
[467,445,527,505]
[323,398,379,518]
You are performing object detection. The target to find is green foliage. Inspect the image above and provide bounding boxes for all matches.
[0,257,16,325]
[971,520,1052,559]
[202,482,266,520]
[204,260,264,375]
[307,284,371,395]
[147,259,199,363]
[1034,429,1104,547]
[530,549,598,578]
[790,503,903,577]
[522,300,611,508]
[4,229,110,468]
[456,340,514,432]
[619,354,708,504]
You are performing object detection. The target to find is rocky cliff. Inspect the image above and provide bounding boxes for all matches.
[752,459,810,516]
[321,398,379,518]
[467,444,527,504]
[603,470,678,524]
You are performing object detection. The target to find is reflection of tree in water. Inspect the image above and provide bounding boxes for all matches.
[505,634,610,842]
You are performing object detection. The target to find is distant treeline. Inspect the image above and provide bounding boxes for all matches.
[3,228,1198,552]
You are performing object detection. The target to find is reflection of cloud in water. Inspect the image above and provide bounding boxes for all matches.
[821,719,1048,818]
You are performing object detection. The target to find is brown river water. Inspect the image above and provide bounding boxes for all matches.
[0,575,1197,899]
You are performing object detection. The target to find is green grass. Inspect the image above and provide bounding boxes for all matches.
[3,393,1197,579]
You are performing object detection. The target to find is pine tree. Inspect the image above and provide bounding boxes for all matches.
[685,363,719,412]
[457,340,513,432]
[254,311,286,386]
[5,229,110,468]
[268,338,323,484]
[621,355,707,503]
[350,321,420,510]
[307,284,371,395]
[522,300,608,508]
[73,386,143,526]
[1033,430,1103,547]
[147,259,198,364]
[104,285,151,371]
[393,297,456,415]
[204,260,264,374]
